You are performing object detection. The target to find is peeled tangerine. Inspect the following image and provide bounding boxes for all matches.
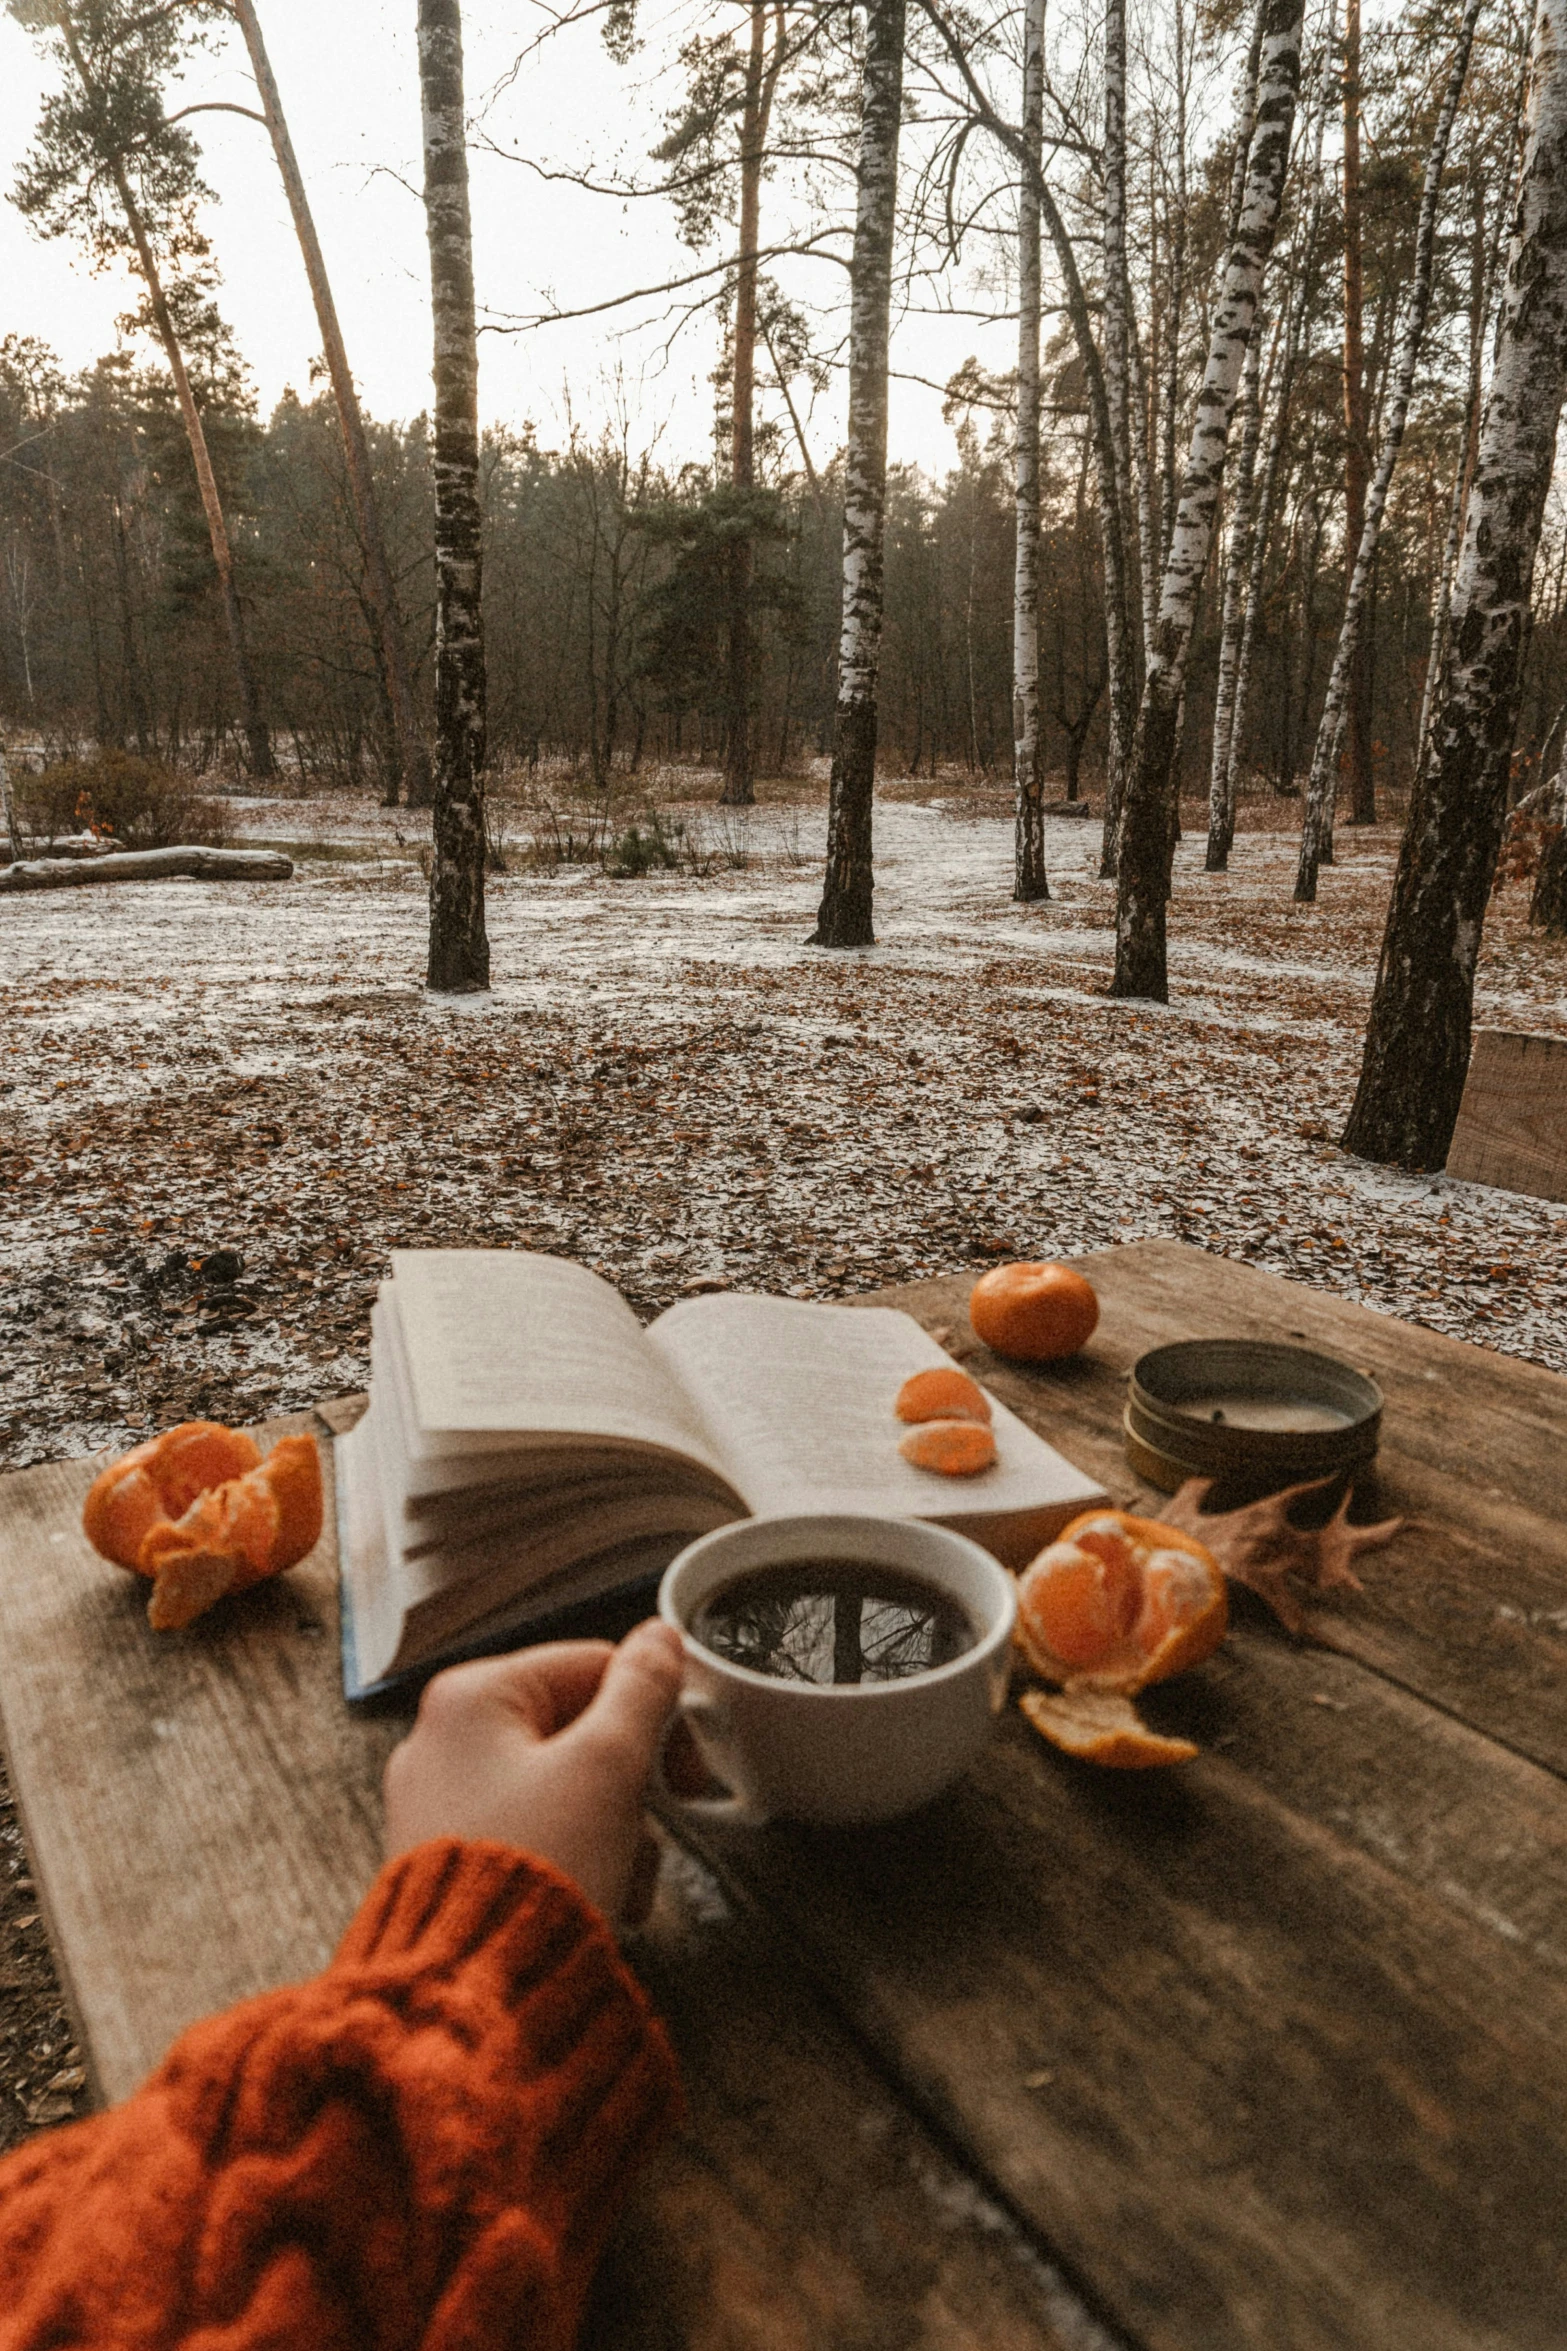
[82,1420,323,1632]
[1014,1509,1226,1769]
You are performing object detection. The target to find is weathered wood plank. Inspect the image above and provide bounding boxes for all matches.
[871,1241,1567,1776]
[1445,1027,1567,1203]
[590,1844,1115,2351]
[0,1413,396,2104]
[673,1703,1567,2351]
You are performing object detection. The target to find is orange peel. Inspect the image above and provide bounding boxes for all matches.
[1019,1688,1199,1769]
[83,1421,323,1631]
[895,1367,992,1425]
[898,1419,998,1476]
[1015,1508,1226,1695]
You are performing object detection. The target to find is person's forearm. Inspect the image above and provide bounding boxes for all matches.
[0,1839,679,2351]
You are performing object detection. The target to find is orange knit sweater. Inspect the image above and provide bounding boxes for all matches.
[0,1839,680,2349]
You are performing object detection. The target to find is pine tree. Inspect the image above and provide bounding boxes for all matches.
[229,0,431,808]
[9,0,273,776]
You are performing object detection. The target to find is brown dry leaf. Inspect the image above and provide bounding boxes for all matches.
[1019,1687,1198,1769]
[1161,1476,1405,1637]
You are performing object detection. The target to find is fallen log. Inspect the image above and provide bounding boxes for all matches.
[0,845,293,894]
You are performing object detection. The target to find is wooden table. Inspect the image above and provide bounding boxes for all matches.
[3,1240,1566,2351]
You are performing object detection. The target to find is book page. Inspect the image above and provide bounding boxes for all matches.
[649,1294,1104,1524]
[387,1250,726,1470]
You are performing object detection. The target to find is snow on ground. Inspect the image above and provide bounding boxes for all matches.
[3,785,1565,1476]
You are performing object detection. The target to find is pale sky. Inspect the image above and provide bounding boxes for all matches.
[0,0,990,472]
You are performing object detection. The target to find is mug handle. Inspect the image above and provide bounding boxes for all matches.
[653,1690,770,1827]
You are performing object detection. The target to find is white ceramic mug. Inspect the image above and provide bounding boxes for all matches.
[657,1513,1017,1826]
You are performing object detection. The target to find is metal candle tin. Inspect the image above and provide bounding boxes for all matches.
[1125,1339,1383,1498]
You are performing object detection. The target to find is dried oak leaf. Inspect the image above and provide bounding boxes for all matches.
[1160,1476,1405,1637]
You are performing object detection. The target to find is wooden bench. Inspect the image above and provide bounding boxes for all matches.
[2,1239,1565,2350]
[1446,1025,1567,1201]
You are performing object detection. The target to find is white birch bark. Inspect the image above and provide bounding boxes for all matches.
[1204,317,1267,869]
[922,0,1134,865]
[418,0,490,992]
[1345,0,1567,1167]
[1295,0,1483,902]
[811,0,905,947]
[1012,0,1048,901]
[1223,42,1331,844]
[1111,0,1303,1001]
[1098,0,1137,873]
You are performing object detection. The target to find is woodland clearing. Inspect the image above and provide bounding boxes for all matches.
[2,774,1565,2148]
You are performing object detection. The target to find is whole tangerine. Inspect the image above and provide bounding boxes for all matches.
[969,1261,1099,1362]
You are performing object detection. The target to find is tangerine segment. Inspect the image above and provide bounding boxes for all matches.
[1019,1687,1199,1769]
[83,1421,262,1570]
[895,1368,992,1426]
[898,1419,998,1477]
[969,1263,1099,1362]
[1015,1508,1225,1694]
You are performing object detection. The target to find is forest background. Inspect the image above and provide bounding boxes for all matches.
[2,0,1557,832]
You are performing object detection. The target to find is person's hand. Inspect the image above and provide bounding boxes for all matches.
[383,1619,685,1922]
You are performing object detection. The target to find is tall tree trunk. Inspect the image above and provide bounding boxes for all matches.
[1012,0,1048,902]
[1205,320,1266,869]
[56,15,273,778]
[418,0,489,994]
[721,2,786,809]
[1098,0,1136,873]
[1223,44,1331,853]
[1343,0,1567,1169]
[1111,0,1302,1002]
[1158,0,1191,578]
[1340,0,1374,830]
[1200,0,1270,873]
[1415,171,1507,783]
[117,193,272,777]
[231,0,431,809]
[810,0,905,947]
[1294,0,1481,901]
[923,0,1133,878]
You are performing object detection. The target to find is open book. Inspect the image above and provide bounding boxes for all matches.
[337,1251,1106,1696]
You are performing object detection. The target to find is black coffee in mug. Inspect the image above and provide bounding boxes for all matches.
[690,1558,978,1686]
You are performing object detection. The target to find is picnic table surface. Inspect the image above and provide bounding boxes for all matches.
[2,1237,1565,2351]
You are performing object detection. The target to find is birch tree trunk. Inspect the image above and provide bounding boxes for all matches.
[1111,0,1302,1001]
[811,0,905,946]
[231,0,431,809]
[417,0,489,993]
[1098,0,1137,876]
[721,0,786,810]
[1223,45,1331,850]
[1012,0,1048,902]
[1414,173,1506,782]
[924,4,1134,879]
[1343,0,1567,1168]
[1340,0,1375,829]
[1294,0,1481,903]
[1204,320,1266,870]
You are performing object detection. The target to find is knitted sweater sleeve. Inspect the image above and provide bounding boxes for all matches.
[0,1838,680,2351]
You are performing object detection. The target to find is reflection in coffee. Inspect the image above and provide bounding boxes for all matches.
[691,1560,978,1686]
